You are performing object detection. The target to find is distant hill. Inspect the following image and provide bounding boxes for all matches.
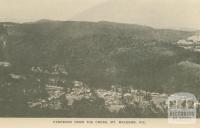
[0,20,199,95]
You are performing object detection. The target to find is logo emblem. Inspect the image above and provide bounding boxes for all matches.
[167,92,197,124]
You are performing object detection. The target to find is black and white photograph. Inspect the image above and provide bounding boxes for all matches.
[0,0,200,121]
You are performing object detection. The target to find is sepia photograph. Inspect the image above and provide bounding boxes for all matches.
[0,0,200,127]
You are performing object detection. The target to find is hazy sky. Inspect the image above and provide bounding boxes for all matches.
[0,0,200,29]
[0,0,108,22]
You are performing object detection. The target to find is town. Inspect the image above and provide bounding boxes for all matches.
[28,78,169,114]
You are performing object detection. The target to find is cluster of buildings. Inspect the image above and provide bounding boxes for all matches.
[28,80,169,113]
[28,81,92,110]
[95,85,168,112]
[28,85,65,110]
[31,64,68,75]
[65,81,92,105]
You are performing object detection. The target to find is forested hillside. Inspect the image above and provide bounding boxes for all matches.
[0,21,199,117]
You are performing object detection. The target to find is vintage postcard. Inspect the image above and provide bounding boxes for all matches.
[0,0,200,128]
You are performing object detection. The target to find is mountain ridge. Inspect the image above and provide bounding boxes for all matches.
[1,20,198,32]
